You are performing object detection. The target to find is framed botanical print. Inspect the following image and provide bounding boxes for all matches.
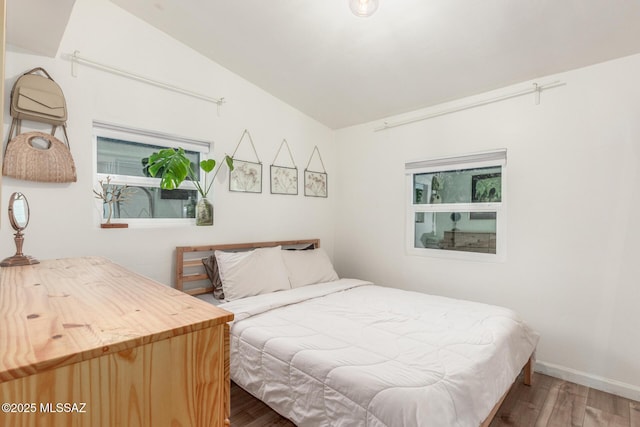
[271,165,298,195]
[270,139,298,195]
[304,170,327,198]
[304,145,328,198]
[230,160,262,193]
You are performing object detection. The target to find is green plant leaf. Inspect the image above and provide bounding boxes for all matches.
[225,155,235,171]
[200,159,216,173]
[146,148,192,190]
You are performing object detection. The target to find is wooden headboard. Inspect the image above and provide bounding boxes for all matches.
[175,239,320,295]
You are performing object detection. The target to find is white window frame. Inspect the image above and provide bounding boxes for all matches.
[405,149,507,262]
[93,121,211,228]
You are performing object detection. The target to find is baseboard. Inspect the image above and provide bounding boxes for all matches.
[535,360,640,401]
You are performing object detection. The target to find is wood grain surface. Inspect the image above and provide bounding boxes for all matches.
[1,256,234,426]
[1,327,227,426]
[0,256,232,382]
[491,373,640,427]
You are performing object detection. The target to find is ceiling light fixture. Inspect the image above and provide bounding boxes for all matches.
[349,0,379,17]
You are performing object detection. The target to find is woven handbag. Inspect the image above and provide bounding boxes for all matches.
[2,132,77,183]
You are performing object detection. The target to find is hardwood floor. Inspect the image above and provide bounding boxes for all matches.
[230,381,295,427]
[491,374,640,427]
[230,374,640,427]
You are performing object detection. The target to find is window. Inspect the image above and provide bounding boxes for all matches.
[94,121,210,225]
[406,149,506,260]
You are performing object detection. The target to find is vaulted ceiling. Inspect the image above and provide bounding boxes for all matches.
[6,0,76,57]
[7,0,640,129]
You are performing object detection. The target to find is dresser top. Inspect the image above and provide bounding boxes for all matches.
[0,256,234,382]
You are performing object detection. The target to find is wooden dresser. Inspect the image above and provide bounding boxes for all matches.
[0,256,234,427]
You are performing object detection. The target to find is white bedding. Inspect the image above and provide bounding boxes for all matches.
[220,279,539,427]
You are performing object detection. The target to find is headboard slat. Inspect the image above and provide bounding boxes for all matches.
[183,259,205,268]
[182,273,209,282]
[175,239,320,295]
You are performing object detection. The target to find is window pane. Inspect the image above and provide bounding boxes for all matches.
[97,137,200,177]
[101,185,199,219]
[414,211,497,254]
[97,136,202,220]
[413,166,501,204]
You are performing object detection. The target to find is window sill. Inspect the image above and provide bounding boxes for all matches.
[98,218,197,229]
[407,246,506,263]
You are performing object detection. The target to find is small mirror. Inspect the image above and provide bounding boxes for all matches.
[1,192,39,267]
[9,192,30,230]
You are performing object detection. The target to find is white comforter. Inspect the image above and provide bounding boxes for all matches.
[220,279,539,427]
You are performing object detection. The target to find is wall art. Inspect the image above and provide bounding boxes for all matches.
[304,146,328,198]
[270,139,298,195]
[271,166,298,195]
[229,129,263,193]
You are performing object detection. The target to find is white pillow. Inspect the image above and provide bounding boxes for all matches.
[281,248,339,288]
[215,246,291,301]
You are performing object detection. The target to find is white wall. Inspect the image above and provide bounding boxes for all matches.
[3,0,638,402]
[334,54,640,399]
[1,0,336,285]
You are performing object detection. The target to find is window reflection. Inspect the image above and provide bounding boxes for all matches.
[415,212,497,254]
[413,166,501,205]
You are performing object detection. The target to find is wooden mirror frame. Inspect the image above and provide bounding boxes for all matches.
[8,192,29,230]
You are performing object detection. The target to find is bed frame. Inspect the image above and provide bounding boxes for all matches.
[481,358,533,426]
[174,238,532,425]
[175,238,320,296]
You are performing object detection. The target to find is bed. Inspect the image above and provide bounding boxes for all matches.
[175,239,539,427]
